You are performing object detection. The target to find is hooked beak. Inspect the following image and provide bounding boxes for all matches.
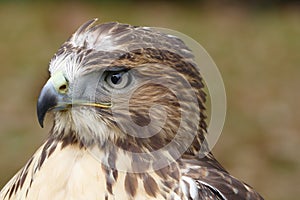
[37,71,112,128]
[37,71,69,128]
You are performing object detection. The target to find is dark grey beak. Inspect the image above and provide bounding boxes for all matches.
[37,83,59,128]
[37,71,69,128]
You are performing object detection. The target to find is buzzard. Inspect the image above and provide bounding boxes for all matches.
[0,19,263,200]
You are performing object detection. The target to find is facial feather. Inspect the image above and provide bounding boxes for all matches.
[0,19,264,200]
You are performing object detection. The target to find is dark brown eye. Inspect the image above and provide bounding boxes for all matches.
[105,71,130,89]
[110,73,123,85]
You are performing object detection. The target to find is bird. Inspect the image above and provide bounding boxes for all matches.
[0,19,264,200]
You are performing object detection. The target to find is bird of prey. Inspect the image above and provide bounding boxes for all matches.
[0,19,263,200]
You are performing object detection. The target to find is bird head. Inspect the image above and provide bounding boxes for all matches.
[37,19,207,171]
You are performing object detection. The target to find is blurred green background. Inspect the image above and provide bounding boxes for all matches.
[0,1,299,199]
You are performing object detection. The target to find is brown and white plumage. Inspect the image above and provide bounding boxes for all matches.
[0,19,263,200]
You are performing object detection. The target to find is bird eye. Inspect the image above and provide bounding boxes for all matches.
[105,71,130,89]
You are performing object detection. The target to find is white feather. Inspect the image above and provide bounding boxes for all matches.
[180,176,199,200]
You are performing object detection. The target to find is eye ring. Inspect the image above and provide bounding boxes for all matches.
[105,71,131,89]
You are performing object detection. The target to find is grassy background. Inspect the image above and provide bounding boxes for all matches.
[0,1,299,199]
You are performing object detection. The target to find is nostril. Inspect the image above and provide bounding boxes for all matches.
[59,84,68,93]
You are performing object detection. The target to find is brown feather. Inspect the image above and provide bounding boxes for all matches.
[0,20,264,200]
